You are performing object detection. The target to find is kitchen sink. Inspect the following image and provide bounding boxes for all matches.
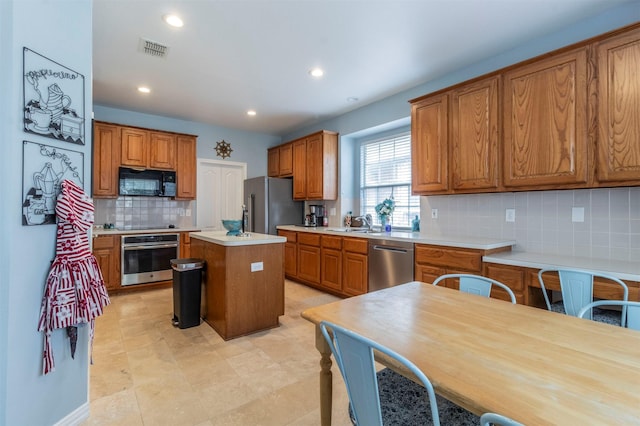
[325,227,370,233]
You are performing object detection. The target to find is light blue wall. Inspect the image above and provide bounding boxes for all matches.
[284,2,640,142]
[0,1,11,421]
[93,105,282,179]
[1,1,94,425]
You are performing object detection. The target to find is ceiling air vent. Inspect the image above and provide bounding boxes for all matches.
[138,38,169,58]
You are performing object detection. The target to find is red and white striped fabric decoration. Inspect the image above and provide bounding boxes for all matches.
[38,180,110,374]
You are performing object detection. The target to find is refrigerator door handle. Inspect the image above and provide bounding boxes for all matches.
[247,193,255,232]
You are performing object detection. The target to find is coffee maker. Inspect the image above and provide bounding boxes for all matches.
[308,204,323,227]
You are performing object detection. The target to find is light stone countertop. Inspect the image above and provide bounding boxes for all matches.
[483,251,640,282]
[276,225,515,250]
[190,231,286,246]
[92,226,201,236]
[278,225,638,280]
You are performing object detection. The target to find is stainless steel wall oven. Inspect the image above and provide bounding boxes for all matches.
[121,233,179,286]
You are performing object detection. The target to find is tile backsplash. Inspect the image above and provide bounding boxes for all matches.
[420,187,640,262]
[94,197,195,230]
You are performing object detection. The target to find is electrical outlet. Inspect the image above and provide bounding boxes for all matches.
[505,208,516,222]
[572,207,584,222]
[185,209,191,217]
[431,209,438,219]
[330,207,336,216]
[251,261,263,272]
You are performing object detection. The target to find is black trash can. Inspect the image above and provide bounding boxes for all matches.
[170,258,205,329]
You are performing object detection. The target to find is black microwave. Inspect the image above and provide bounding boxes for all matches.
[118,167,177,197]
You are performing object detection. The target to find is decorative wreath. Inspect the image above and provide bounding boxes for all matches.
[215,140,233,159]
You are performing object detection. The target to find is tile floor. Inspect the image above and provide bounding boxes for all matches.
[83,280,353,426]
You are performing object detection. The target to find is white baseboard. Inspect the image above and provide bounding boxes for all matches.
[54,402,89,426]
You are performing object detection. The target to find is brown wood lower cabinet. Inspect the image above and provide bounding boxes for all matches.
[342,238,368,296]
[279,230,368,297]
[92,234,120,292]
[297,233,321,285]
[415,243,513,300]
[484,262,526,305]
[278,230,298,279]
[484,263,640,307]
[180,231,191,258]
[321,235,342,291]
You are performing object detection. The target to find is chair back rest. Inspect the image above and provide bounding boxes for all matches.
[480,412,523,426]
[433,274,516,304]
[539,268,628,323]
[578,300,640,330]
[459,275,492,297]
[320,321,441,426]
[629,303,640,330]
[557,270,595,317]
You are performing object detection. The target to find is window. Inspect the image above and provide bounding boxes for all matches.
[360,132,420,228]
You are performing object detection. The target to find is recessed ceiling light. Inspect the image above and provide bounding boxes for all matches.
[163,14,183,28]
[137,86,151,94]
[247,110,257,116]
[309,68,324,78]
[347,97,359,103]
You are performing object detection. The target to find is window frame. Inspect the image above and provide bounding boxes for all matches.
[359,131,420,230]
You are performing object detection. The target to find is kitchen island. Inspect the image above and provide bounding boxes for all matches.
[190,231,286,340]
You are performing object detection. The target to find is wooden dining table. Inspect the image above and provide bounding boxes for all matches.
[301,281,640,425]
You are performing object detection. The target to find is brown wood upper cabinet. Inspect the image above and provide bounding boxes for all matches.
[267,143,293,177]
[291,130,338,200]
[410,23,640,195]
[596,26,640,185]
[175,135,197,199]
[411,75,499,194]
[411,93,449,193]
[93,121,197,199]
[451,76,500,190]
[121,127,176,170]
[503,47,589,188]
[92,122,121,197]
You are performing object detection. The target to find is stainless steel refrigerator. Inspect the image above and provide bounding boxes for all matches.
[244,177,304,235]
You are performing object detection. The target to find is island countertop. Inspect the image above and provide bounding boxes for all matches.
[190,231,286,246]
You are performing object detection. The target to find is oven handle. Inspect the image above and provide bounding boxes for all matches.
[123,243,179,251]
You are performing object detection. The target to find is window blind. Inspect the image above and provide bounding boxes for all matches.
[360,132,420,228]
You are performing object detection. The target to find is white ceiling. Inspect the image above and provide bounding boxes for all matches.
[93,0,632,136]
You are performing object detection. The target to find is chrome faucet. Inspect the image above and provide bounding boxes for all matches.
[354,214,373,231]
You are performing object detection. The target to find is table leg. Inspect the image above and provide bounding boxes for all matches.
[315,325,333,426]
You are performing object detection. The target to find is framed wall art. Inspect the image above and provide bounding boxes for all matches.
[22,141,84,226]
[23,47,86,145]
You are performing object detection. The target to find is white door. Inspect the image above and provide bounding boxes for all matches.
[196,159,247,231]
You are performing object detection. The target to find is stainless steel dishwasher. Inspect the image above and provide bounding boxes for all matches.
[368,238,414,291]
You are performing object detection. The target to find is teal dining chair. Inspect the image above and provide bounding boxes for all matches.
[480,412,524,426]
[432,273,517,304]
[538,268,628,325]
[577,300,640,330]
[320,321,441,425]
[320,320,478,425]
